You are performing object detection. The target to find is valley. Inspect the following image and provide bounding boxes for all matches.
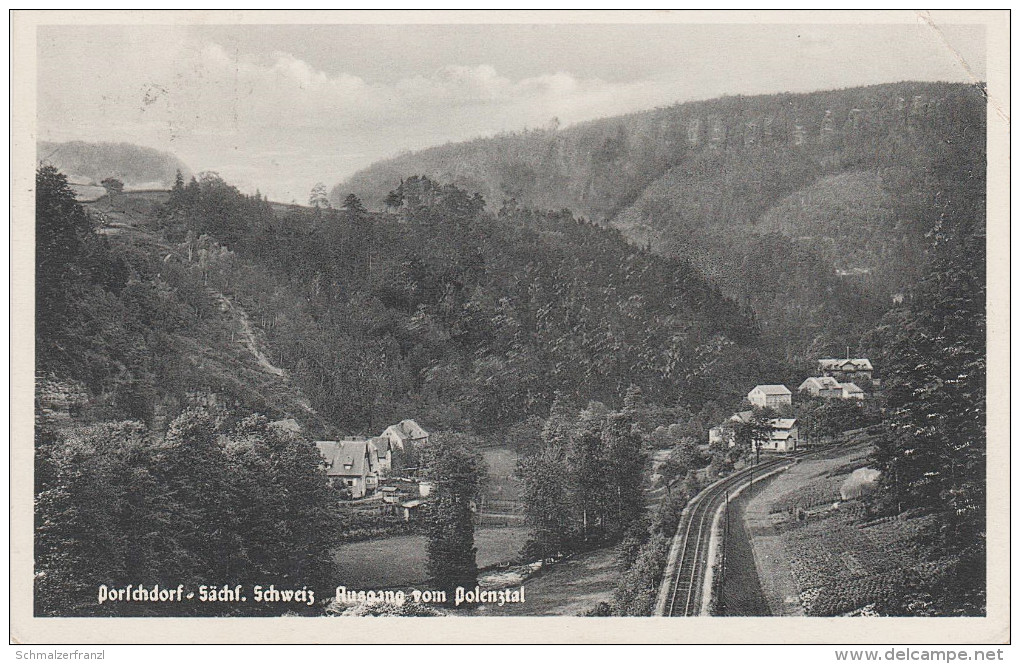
[32,79,987,619]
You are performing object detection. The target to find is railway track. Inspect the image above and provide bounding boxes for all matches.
[658,442,877,616]
[660,454,801,616]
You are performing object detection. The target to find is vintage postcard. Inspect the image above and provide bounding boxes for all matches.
[10,10,1009,645]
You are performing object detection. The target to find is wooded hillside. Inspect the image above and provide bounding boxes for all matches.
[335,81,986,361]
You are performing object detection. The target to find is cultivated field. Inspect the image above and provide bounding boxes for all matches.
[744,444,941,616]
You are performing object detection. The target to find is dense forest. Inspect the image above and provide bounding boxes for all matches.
[337,81,986,361]
[42,168,785,439]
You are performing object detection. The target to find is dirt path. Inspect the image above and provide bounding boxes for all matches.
[213,293,286,377]
[718,481,772,615]
[744,475,807,616]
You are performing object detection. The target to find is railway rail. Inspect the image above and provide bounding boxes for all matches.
[659,452,809,616]
[658,442,876,617]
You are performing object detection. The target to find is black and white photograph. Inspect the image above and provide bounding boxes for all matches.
[10,9,1009,646]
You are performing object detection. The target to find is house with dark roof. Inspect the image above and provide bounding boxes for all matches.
[748,384,792,408]
[315,440,380,499]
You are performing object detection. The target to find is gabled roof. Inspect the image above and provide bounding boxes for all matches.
[751,384,791,396]
[770,418,797,430]
[729,410,754,423]
[841,382,865,394]
[383,419,427,438]
[381,419,429,448]
[315,440,339,464]
[819,358,873,371]
[368,436,390,458]
[798,376,841,391]
[383,424,410,441]
[315,440,376,478]
[398,419,429,439]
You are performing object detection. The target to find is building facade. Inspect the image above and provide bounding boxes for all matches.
[748,384,792,408]
[798,376,844,399]
[818,358,874,384]
[315,439,380,499]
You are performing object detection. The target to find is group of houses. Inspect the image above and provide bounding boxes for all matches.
[314,419,429,503]
[798,358,874,401]
[709,357,875,454]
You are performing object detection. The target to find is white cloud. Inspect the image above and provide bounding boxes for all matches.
[39,34,688,200]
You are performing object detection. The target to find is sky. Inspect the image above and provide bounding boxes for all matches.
[37,20,986,203]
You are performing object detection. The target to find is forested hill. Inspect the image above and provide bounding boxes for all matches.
[38,140,191,189]
[335,81,986,360]
[37,168,783,441]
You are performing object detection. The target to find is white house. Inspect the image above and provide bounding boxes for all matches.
[760,418,799,453]
[798,376,843,399]
[710,412,799,452]
[709,410,753,448]
[841,382,866,400]
[379,419,429,467]
[748,384,792,409]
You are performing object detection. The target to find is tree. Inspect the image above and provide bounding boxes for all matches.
[309,182,331,210]
[35,165,109,373]
[150,409,238,592]
[517,445,572,560]
[384,180,404,211]
[541,391,575,448]
[872,223,985,538]
[601,406,646,542]
[735,410,773,463]
[659,438,700,489]
[224,415,343,613]
[342,193,367,215]
[421,433,485,598]
[36,166,94,299]
[34,420,148,616]
[100,177,124,196]
[34,407,347,617]
[566,404,609,544]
